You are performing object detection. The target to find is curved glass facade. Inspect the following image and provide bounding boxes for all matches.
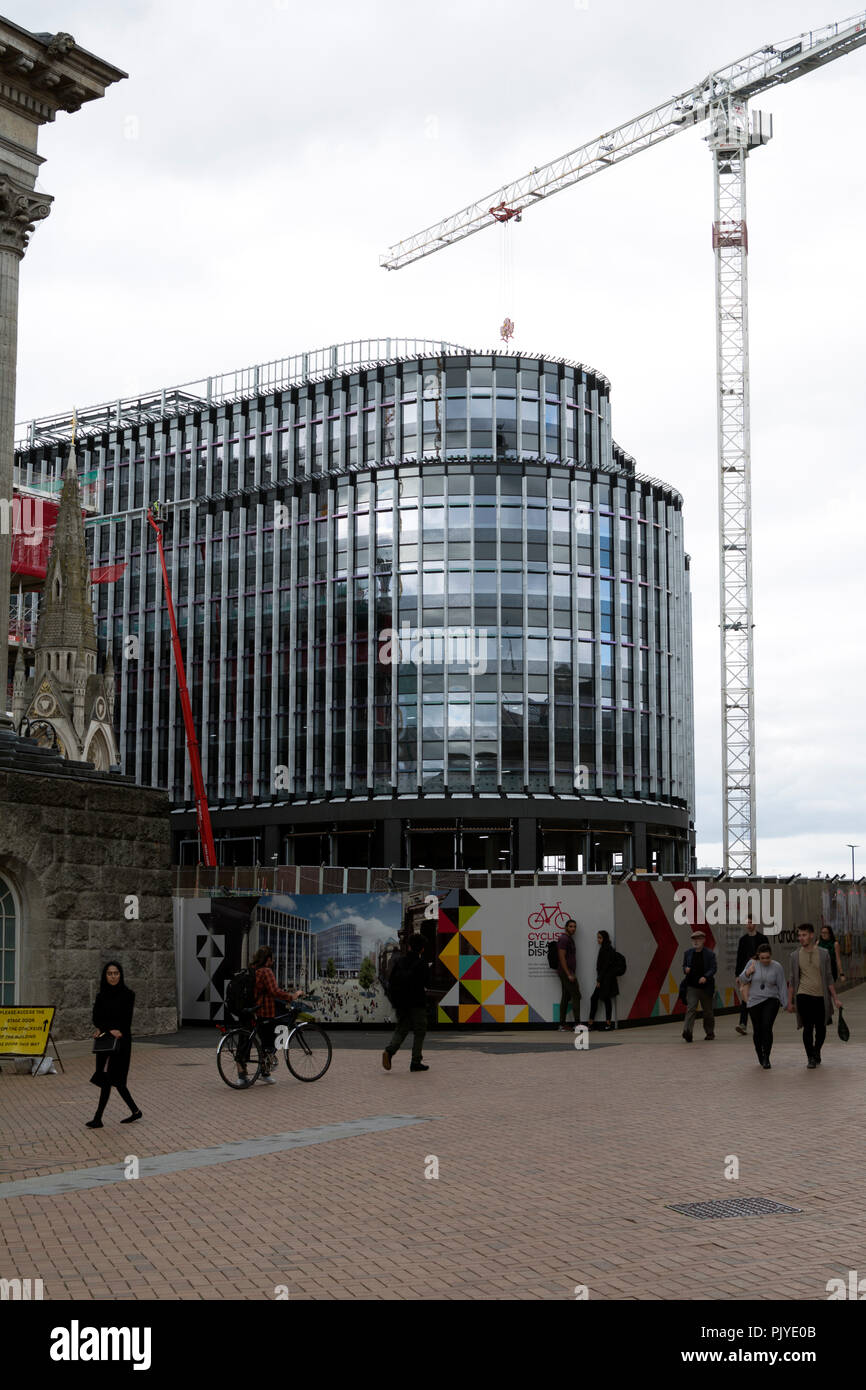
[14,346,695,870]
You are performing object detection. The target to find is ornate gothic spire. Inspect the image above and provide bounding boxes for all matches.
[34,440,97,661]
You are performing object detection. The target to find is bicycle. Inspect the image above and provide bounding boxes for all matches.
[527,901,570,931]
[216,1002,332,1088]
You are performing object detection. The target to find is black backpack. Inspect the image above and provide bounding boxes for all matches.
[385,955,413,1010]
[546,940,561,969]
[612,950,627,977]
[225,966,257,1019]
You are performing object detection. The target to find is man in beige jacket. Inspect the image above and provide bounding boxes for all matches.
[787,923,840,1069]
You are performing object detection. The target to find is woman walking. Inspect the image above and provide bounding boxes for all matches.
[818,924,845,983]
[87,961,141,1127]
[737,942,787,1069]
[588,930,618,1031]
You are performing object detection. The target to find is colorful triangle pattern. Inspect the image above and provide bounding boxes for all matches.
[438,889,482,935]
[436,890,547,1024]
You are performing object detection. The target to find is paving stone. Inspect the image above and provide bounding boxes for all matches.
[1,989,864,1299]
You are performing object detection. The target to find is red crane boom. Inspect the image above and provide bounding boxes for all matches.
[147,506,216,869]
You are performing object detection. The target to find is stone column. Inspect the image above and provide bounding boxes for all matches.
[0,183,51,722]
[0,24,126,725]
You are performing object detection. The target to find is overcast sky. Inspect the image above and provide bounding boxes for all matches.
[15,0,866,875]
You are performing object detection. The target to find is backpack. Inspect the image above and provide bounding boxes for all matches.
[612,950,627,977]
[546,940,561,969]
[225,966,257,1019]
[385,955,413,1010]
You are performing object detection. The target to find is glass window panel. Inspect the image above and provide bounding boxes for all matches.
[421,505,444,541]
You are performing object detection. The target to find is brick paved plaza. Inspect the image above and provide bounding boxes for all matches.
[1,987,864,1302]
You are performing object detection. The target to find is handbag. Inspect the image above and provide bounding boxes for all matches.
[837,1007,850,1043]
[92,1033,118,1054]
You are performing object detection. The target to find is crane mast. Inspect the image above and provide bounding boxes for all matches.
[380,12,866,876]
[708,99,770,875]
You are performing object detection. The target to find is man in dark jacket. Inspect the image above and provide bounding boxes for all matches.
[734,913,769,1035]
[382,935,431,1073]
[682,929,717,1042]
[556,918,581,1032]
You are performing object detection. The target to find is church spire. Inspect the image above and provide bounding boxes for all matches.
[34,432,97,677]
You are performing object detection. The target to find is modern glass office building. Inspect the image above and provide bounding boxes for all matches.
[13,338,695,872]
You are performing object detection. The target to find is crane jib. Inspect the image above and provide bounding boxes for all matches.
[381,13,866,267]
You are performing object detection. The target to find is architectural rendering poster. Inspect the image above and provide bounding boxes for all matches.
[251,891,402,1024]
[177,892,403,1024]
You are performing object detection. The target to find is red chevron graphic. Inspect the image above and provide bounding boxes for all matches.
[627,880,680,1019]
[670,880,717,952]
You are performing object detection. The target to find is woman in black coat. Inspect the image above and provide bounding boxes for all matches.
[87,961,141,1128]
[588,930,619,1031]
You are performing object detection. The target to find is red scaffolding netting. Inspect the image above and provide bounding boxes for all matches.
[10,494,126,585]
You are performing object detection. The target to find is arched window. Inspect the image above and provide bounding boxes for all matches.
[85,730,109,772]
[0,878,18,1005]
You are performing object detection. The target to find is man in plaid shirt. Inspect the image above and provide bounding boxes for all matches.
[250,945,302,1083]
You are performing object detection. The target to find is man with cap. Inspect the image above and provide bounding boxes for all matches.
[681,928,717,1042]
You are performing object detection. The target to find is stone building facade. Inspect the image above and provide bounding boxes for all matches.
[0,729,175,1037]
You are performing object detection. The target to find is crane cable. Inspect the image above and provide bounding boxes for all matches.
[499,217,515,345]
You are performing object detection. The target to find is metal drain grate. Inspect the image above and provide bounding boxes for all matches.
[667,1197,802,1220]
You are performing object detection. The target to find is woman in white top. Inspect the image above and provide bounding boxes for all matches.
[737,942,787,1069]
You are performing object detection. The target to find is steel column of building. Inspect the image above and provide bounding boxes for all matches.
[707,100,769,875]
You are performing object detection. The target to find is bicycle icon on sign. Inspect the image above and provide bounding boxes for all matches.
[527,901,572,931]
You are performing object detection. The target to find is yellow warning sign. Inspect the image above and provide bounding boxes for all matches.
[0,1006,56,1056]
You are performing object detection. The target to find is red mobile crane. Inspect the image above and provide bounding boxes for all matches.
[147,504,217,869]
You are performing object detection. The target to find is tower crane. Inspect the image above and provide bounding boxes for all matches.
[380,11,866,876]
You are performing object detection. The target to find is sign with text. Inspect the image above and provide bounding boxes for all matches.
[0,1006,56,1056]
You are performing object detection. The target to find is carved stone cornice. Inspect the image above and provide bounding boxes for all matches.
[0,175,51,255]
[0,23,126,123]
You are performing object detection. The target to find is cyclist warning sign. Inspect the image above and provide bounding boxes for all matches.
[434,886,614,1022]
[0,1006,56,1056]
[527,899,581,965]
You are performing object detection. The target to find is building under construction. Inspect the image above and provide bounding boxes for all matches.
[12,338,695,872]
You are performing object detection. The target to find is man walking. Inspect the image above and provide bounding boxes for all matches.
[556,918,582,1032]
[382,934,431,1073]
[734,912,769,1035]
[682,929,717,1042]
[787,923,840,1069]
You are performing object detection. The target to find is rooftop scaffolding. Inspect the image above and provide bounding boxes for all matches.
[15,338,473,449]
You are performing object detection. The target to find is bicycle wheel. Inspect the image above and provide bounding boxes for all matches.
[217,1029,262,1089]
[284,1023,332,1082]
